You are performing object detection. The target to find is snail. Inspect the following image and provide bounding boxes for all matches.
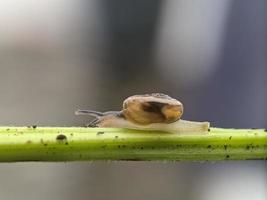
[75,93,210,134]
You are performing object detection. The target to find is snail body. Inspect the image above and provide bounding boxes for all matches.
[75,93,210,134]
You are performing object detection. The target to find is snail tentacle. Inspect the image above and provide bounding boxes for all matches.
[86,118,101,127]
[76,109,123,127]
[75,109,104,117]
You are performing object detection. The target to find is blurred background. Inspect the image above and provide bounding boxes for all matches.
[0,0,266,199]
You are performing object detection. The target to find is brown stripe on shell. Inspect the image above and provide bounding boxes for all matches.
[122,93,183,125]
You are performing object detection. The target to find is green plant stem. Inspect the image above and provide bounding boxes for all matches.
[0,127,266,162]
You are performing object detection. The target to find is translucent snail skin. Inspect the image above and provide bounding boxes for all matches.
[75,93,210,134]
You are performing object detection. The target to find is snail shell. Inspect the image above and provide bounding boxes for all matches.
[122,93,183,125]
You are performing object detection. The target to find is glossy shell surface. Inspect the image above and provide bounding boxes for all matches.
[122,93,183,125]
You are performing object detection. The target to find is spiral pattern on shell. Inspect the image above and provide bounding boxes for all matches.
[122,93,183,125]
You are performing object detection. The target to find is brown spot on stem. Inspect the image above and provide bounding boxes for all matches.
[56,134,67,141]
[96,131,104,135]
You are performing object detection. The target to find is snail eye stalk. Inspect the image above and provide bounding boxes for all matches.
[75,110,104,117]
